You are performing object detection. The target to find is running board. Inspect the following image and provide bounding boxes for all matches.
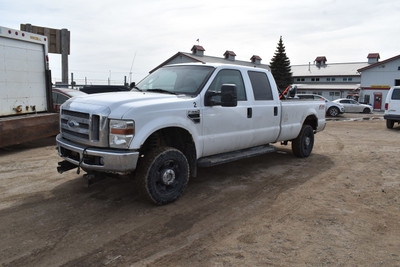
[197,145,276,167]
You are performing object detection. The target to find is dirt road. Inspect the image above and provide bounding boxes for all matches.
[1,115,399,266]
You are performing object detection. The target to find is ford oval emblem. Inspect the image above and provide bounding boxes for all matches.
[67,120,79,128]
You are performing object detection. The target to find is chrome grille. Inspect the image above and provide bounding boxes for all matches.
[60,108,109,147]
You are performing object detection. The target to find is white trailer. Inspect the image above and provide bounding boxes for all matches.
[0,26,58,147]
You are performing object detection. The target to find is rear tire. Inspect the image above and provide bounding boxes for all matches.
[292,125,314,158]
[327,107,339,117]
[386,119,394,129]
[136,147,189,205]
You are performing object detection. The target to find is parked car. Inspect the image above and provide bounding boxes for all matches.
[332,98,372,113]
[297,94,344,117]
[384,86,400,129]
[52,88,87,111]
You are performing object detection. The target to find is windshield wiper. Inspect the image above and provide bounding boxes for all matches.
[146,88,177,95]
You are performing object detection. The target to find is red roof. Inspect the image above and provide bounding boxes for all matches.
[358,54,400,72]
[224,50,236,57]
[367,53,380,59]
[315,56,327,62]
[250,55,262,61]
[191,45,205,52]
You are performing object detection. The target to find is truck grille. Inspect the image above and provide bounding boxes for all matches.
[60,109,108,147]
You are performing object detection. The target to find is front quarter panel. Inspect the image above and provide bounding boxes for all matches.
[125,99,203,157]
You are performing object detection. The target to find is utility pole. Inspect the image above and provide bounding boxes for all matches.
[61,29,69,85]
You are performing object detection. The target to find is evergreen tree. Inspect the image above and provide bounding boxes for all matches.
[269,36,292,91]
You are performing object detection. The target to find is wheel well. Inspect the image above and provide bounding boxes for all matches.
[140,127,197,177]
[304,115,318,130]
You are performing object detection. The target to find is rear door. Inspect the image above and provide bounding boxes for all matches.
[247,70,281,144]
[0,36,47,116]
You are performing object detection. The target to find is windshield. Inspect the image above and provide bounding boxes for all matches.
[135,65,215,95]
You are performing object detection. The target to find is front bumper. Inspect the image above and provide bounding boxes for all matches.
[56,134,139,173]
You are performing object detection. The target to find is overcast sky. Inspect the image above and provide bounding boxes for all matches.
[2,0,399,85]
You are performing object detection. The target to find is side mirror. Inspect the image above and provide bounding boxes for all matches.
[129,82,136,89]
[288,85,297,98]
[221,84,237,107]
[205,84,237,107]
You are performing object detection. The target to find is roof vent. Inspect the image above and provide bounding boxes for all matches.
[250,55,262,65]
[367,53,380,64]
[224,50,236,61]
[191,45,205,56]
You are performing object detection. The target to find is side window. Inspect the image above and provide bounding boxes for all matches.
[392,89,400,100]
[53,92,68,104]
[207,69,246,101]
[52,92,58,104]
[248,71,273,100]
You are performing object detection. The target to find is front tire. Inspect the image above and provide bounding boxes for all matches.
[327,107,339,117]
[136,147,189,205]
[292,125,314,158]
[363,108,371,113]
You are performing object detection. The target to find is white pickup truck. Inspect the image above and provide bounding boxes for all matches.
[56,63,326,204]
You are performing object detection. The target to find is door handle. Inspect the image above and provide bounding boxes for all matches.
[274,106,278,116]
[247,107,252,118]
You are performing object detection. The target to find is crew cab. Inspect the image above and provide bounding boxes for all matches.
[56,63,326,205]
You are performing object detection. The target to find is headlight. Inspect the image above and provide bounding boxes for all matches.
[109,119,134,148]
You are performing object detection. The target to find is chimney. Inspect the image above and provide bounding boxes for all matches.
[191,45,205,56]
[250,55,262,65]
[367,53,380,64]
[223,50,236,61]
[315,56,327,67]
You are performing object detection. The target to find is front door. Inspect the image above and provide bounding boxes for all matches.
[202,69,253,157]
[374,93,382,110]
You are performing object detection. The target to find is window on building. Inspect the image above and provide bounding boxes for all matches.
[311,78,315,81]
[327,78,331,81]
[301,78,305,82]
[296,78,301,81]
[348,78,352,81]
[343,78,347,81]
[316,78,320,81]
[332,78,336,81]
[395,79,400,86]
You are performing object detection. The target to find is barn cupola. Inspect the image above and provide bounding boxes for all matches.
[367,53,380,64]
[191,45,205,56]
[224,50,236,61]
[250,55,262,65]
[315,56,327,67]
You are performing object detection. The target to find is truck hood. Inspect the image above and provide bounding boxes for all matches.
[62,91,191,118]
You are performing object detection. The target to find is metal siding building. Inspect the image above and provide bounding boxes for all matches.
[291,57,367,101]
[358,54,400,110]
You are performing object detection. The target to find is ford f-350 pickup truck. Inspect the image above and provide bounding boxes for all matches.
[56,63,326,205]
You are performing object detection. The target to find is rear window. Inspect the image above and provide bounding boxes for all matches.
[392,89,400,100]
[248,71,273,100]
